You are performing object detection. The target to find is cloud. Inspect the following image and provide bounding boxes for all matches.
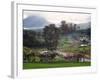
[24,10,91,24]
[23,15,49,29]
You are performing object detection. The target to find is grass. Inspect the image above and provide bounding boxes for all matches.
[23,62,91,69]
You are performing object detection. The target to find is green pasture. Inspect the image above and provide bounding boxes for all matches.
[23,62,90,69]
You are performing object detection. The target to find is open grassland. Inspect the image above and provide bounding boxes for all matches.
[23,62,90,69]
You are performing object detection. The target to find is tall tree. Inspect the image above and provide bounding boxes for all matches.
[60,20,77,34]
[60,20,69,34]
[43,24,60,51]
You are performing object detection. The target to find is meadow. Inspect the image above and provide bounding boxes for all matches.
[23,62,90,69]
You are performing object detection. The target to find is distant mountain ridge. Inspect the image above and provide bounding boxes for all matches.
[23,22,91,31]
[23,15,91,30]
[77,22,91,30]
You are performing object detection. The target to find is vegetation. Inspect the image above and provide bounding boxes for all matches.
[23,20,91,69]
[23,62,90,69]
[43,24,60,51]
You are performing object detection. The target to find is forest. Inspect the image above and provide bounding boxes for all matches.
[23,20,91,69]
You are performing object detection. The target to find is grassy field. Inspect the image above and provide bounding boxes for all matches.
[23,62,91,69]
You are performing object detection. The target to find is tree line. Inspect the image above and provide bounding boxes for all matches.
[23,20,78,49]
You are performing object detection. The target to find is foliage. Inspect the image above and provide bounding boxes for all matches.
[23,47,41,63]
[58,36,69,50]
[23,30,45,48]
[23,62,90,69]
[43,24,60,51]
[23,20,91,66]
[60,20,77,34]
[78,46,91,54]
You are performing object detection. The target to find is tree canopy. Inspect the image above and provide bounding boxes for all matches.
[43,24,60,51]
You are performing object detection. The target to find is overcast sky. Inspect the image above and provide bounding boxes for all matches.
[23,10,91,29]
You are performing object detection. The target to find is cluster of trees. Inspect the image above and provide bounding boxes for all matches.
[23,23,60,63]
[60,20,77,34]
[23,20,91,63]
[23,30,45,48]
[43,24,60,51]
[23,20,91,49]
[23,24,60,50]
[23,47,58,63]
[23,20,78,48]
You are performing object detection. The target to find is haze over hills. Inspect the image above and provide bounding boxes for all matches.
[23,15,91,30]
[23,15,50,29]
[77,22,91,30]
[23,22,91,31]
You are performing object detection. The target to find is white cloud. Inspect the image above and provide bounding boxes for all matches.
[23,10,91,24]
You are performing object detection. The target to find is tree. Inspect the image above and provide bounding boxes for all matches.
[23,30,45,48]
[60,20,69,34]
[43,24,60,51]
[23,47,35,63]
[60,20,77,34]
[87,28,91,39]
[23,30,37,47]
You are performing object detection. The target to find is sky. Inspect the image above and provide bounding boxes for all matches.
[23,10,91,29]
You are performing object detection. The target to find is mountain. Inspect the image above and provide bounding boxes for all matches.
[23,15,49,29]
[77,22,91,30]
[23,15,91,31]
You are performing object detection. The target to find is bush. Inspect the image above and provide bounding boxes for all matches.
[34,57,40,62]
[23,47,41,63]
